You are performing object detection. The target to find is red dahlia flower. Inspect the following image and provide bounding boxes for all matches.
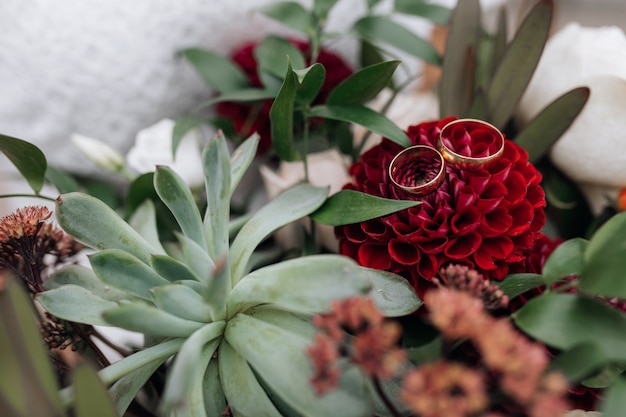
[216,39,353,153]
[335,117,546,296]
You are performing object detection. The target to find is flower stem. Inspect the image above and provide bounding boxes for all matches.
[372,376,403,417]
[0,193,57,202]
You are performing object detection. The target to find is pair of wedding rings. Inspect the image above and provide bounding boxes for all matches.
[388,119,505,196]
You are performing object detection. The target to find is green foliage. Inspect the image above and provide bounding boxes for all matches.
[0,134,47,193]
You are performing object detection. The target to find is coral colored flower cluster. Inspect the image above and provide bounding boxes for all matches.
[336,117,546,296]
[307,296,405,395]
[216,39,353,153]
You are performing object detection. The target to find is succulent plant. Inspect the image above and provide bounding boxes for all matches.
[37,133,421,417]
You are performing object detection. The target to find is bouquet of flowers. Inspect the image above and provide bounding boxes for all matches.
[1,0,625,416]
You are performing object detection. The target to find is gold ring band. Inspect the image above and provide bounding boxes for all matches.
[437,119,505,170]
[388,145,446,196]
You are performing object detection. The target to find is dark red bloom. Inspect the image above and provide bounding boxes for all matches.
[216,39,353,153]
[335,117,546,297]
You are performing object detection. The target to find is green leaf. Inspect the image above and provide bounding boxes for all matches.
[485,0,553,129]
[176,232,215,283]
[514,292,626,362]
[205,256,230,322]
[90,249,170,300]
[357,267,422,317]
[230,133,260,197]
[255,35,306,80]
[37,285,119,326]
[294,63,326,106]
[581,211,626,299]
[73,364,119,417]
[311,189,419,226]
[109,360,165,416]
[228,255,371,316]
[150,283,212,322]
[151,254,202,283]
[127,199,167,254]
[219,341,282,417]
[550,343,609,383]
[394,0,451,25]
[0,280,63,417]
[172,115,202,158]
[198,88,277,109]
[496,273,545,299]
[542,238,588,285]
[155,165,208,252]
[44,265,130,302]
[45,166,79,193]
[179,48,249,93]
[244,305,317,339]
[583,363,626,389]
[309,104,410,147]
[352,16,440,65]
[327,60,400,106]
[225,313,369,417]
[601,374,626,417]
[270,63,300,161]
[229,184,328,285]
[439,0,480,118]
[313,0,339,20]
[203,359,227,417]
[56,192,161,263]
[514,87,590,163]
[0,134,47,193]
[103,303,205,337]
[260,2,313,35]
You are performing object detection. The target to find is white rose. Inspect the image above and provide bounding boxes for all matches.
[260,148,351,252]
[126,119,207,189]
[517,23,626,214]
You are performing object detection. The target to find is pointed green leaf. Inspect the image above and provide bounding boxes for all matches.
[203,133,231,259]
[151,283,212,322]
[255,35,306,80]
[103,303,205,337]
[179,48,249,93]
[90,249,170,300]
[270,64,300,161]
[294,63,326,105]
[155,165,208,252]
[230,184,328,284]
[109,359,165,416]
[37,285,119,326]
[514,87,590,163]
[491,8,508,78]
[203,359,227,417]
[439,0,480,117]
[601,374,626,417]
[56,192,160,263]
[198,88,277,109]
[327,60,400,106]
[74,364,119,417]
[151,254,202,282]
[496,273,545,299]
[486,0,553,129]
[219,341,282,417]
[45,165,79,193]
[176,232,215,283]
[244,305,316,339]
[172,115,203,158]
[228,255,371,315]
[311,189,419,226]
[352,15,440,65]
[550,343,609,384]
[542,238,588,285]
[313,0,339,20]
[225,313,369,417]
[260,2,313,35]
[394,0,451,25]
[230,133,260,196]
[128,199,167,255]
[309,104,410,147]
[44,265,130,302]
[357,267,422,316]
[0,134,47,193]
[205,256,230,322]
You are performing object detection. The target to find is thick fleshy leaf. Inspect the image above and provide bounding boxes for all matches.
[205,256,230,322]
[270,63,300,161]
[161,322,225,414]
[294,63,325,105]
[496,273,545,299]
[230,133,260,196]
[219,341,282,417]
[176,232,215,283]
[128,199,166,254]
[73,364,119,417]
[439,0,480,118]
[485,0,553,129]
[179,48,249,93]
[311,189,419,226]
[244,305,316,339]
[150,283,213,322]
[0,281,63,417]
[43,265,130,302]
[172,115,203,158]
[513,293,626,362]
[151,254,201,283]
[90,249,170,300]
[228,255,371,316]
[109,359,164,416]
[309,104,410,147]
[102,303,205,337]
[56,192,159,263]
[313,0,338,20]
[199,88,277,109]
[260,1,313,35]
[327,60,400,106]
[155,165,208,252]
[581,211,626,299]
[0,134,47,193]
[352,15,440,65]
[514,87,590,163]
[203,133,231,260]
[255,35,306,81]
[394,0,451,24]
[357,267,422,317]
[229,184,328,284]
[45,165,79,193]
[225,313,369,417]
[542,238,587,285]
[203,359,227,417]
[583,364,626,389]
[550,343,609,384]
[601,374,626,417]
[37,285,119,326]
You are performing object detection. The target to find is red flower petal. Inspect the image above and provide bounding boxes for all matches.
[444,232,482,260]
[358,243,392,270]
[389,240,420,265]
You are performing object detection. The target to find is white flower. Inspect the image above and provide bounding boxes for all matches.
[71,134,126,174]
[126,119,207,189]
[517,23,626,214]
[260,148,351,252]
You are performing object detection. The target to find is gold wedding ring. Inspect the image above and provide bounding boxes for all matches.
[388,145,446,196]
[437,119,505,170]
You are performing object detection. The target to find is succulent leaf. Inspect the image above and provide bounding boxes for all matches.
[151,254,203,283]
[43,265,131,302]
[128,199,167,254]
[229,133,260,197]
[150,284,213,322]
[102,303,205,338]
[36,285,119,326]
[356,267,422,317]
